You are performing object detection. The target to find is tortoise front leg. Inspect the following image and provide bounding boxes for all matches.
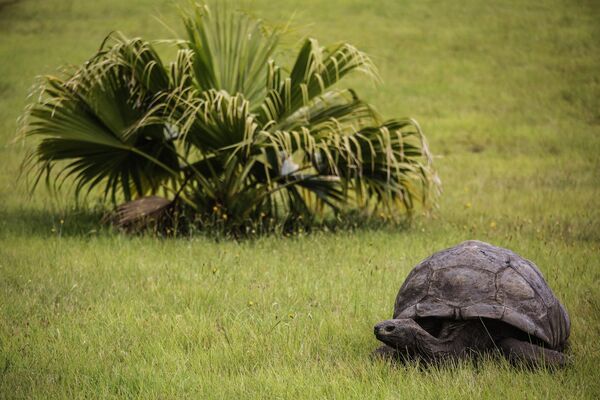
[372,345,419,363]
[498,338,568,368]
[372,345,399,360]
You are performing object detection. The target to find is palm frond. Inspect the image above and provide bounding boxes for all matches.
[182,3,282,106]
[276,89,380,133]
[258,39,378,125]
[21,37,181,202]
[177,89,258,152]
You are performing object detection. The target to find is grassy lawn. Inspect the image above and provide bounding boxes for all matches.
[1,0,599,398]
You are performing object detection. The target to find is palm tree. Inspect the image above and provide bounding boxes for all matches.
[20,3,439,233]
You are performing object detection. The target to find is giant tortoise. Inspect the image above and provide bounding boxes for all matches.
[374,240,570,367]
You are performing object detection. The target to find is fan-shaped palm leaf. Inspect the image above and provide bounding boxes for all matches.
[21,35,181,202]
[182,3,281,106]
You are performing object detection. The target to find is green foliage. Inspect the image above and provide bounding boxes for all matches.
[20,3,438,232]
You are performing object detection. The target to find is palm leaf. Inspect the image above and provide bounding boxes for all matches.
[258,39,378,125]
[182,3,281,106]
[21,36,180,202]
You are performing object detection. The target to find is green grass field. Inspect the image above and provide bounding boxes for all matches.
[1,0,599,398]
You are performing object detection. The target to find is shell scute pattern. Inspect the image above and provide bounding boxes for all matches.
[393,240,570,349]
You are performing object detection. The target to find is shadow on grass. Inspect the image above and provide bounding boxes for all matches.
[0,206,106,238]
[0,204,418,241]
[179,213,417,242]
[0,0,19,13]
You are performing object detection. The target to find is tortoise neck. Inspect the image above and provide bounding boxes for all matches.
[415,329,454,359]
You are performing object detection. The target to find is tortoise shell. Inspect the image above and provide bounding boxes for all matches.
[394,240,570,349]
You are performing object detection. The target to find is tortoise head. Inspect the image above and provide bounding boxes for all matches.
[374,318,424,353]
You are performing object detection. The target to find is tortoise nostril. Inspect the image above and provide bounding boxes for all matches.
[384,324,395,333]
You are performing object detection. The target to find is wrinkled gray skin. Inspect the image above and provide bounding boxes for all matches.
[374,241,570,368]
